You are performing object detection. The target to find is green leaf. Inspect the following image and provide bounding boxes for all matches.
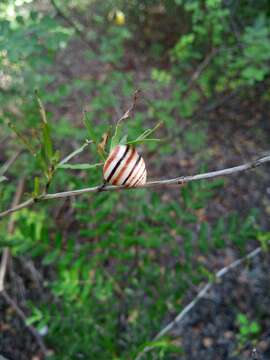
[35,91,54,165]
[237,313,248,325]
[119,134,128,145]
[240,326,249,336]
[35,90,48,125]
[250,322,260,334]
[58,163,102,170]
[26,308,43,326]
[33,177,40,197]
[110,123,123,151]
[57,140,92,167]
[127,138,163,145]
[128,122,163,145]
[41,121,53,163]
[136,339,183,358]
[0,176,7,183]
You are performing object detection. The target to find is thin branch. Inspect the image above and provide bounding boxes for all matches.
[2,290,49,356]
[0,150,22,177]
[186,48,218,91]
[0,154,269,219]
[0,252,9,293]
[117,89,141,123]
[0,198,34,219]
[50,0,97,51]
[135,245,265,360]
[0,178,25,292]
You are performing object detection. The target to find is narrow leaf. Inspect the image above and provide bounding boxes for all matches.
[58,140,92,167]
[119,134,128,145]
[136,121,163,141]
[110,123,123,151]
[58,163,102,170]
[35,91,54,165]
[127,138,163,145]
[41,121,53,163]
[33,177,40,197]
[35,90,47,124]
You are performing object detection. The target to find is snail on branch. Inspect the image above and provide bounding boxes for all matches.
[103,145,147,187]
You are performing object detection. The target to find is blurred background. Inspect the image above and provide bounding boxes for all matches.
[0,0,270,359]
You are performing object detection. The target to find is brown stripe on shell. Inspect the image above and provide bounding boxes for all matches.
[122,154,141,185]
[127,158,144,187]
[134,169,147,186]
[106,145,130,183]
[103,145,121,176]
[128,158,146,187]
[103,145,147,187]
[112,147,136,185]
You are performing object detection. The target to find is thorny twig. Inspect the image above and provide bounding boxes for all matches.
[0,154,269,219]
[135,245,266,360]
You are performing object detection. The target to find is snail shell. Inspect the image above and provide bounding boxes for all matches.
[103,145,147,187]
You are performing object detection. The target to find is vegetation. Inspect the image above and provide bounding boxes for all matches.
[0,1,269,359]
[236,313,261,350]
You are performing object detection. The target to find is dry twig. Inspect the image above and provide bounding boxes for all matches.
[0,178,25,292]
[117,89,141,123]
[0,154,269,219]
[135,245,266,360]
[2,290,49,356]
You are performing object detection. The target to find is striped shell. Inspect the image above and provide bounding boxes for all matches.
[103,145,147,187]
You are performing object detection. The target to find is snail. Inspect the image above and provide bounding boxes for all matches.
[103,145,147,187]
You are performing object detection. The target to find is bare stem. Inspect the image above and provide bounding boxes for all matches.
[0,154,269,219]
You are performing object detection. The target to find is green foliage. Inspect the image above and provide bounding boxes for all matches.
[0,1,269,359]
[0,0,72,129]
[5,173,260,358]
[236,313,261,348]
[147,0,270,117]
